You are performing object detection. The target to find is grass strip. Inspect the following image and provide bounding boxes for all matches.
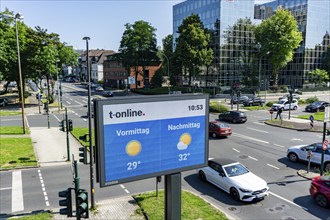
[0,137,37,169]
[0,126,30,135]
[297,112,324,121]
[9,212,52,220]
[134,190,228,220]
[0,111,21,116]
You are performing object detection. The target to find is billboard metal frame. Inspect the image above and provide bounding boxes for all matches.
[94,94,209,187]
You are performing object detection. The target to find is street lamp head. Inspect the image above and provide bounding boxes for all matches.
[83,36,90,41]
[15,13,24,20]
[255,42,261,50]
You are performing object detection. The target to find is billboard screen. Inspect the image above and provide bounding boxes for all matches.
[95,94,209,187]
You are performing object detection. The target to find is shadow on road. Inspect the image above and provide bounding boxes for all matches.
[293,195,330,219]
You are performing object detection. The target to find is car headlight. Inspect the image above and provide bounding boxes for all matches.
[239,188,252,193]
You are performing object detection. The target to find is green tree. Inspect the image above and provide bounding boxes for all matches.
[308,69,329,86]
[175,14,213,86]
[255,8,303,86]
[322,45,330,75]
[119,20,159,89]
[150,68,164,87]
[161,34,174,86]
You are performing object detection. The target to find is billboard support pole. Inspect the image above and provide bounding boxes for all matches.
[165,173,181,220]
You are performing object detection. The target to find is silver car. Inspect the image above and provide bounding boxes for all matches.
[287,143,330,171]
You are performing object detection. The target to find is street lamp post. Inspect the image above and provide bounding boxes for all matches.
[83,36,95,209]
[56,60,60,112]
[162,53,170,94]
[256,43,262,95]
[12,13,27,134]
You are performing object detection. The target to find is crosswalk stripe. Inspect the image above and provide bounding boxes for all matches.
[12,171,24,212]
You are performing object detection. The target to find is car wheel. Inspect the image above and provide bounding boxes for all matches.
[230,188,240,201]
[324,163,330,172]
[199,171,207,182]
[288,152,298,162]
[212,133,217,138]
[315,193,328,207]
[233,119,237,123]
[293,106,297,110]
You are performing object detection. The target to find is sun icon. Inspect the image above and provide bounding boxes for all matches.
[126,140,142,156]
[180,133,192,145]
[177,133,192,150]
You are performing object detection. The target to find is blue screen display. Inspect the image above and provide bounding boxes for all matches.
[103,116,206,182]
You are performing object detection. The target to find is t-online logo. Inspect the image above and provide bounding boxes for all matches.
[109,109,145,119]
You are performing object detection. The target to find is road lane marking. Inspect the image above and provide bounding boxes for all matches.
[233,133,269,144]
[24,114,29,128]
[269,191,308,210]
[291,138,303,142]
[246,127,269,133]
[124,189,130,194]
[253,122,265,125]
[267,164,280,169]
[12,170,24,212]
[66,101,71,105]
[38,170,49,207]
[0,187,12,190]
[248,156,258,161]
[120,184,125,189]
[273,144,285,148]
[233,148,240,153]
[75,101,83,105]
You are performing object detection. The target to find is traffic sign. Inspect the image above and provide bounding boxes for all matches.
[324,106,330,122]
[323,139,328,150]
[269,109,274,114]
[309,115,314,121]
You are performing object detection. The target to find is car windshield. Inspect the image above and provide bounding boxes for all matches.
[311,102,322,106]
[239,112,246,117]
[224,163,249,177]
[219,123,229,128]
[277,100,286,104]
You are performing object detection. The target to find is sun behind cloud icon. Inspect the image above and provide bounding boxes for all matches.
[177,133,192,150]
[126,140,142,156]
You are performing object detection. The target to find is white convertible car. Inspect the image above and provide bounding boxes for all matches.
[197,158,269,202]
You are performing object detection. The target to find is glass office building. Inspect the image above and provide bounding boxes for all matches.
[256,0,330,87]
[173,0,330,88]
[173,0,257,88]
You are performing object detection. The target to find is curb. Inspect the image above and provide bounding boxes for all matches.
[297,170,319,180]
[264,121,323,133]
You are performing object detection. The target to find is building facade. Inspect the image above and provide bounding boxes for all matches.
[255,0,330,87]
[103,53,161,89]
[173,0,330,88]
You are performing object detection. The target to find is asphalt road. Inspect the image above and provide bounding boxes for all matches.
[1,84,329,219]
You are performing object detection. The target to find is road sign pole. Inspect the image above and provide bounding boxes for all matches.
[65,108,70,161]
[320,122,327,176]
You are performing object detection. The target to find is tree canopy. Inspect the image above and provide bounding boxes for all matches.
[0,9,79,97]
[119,20,159,89]
[174,14,214,86]
[255,8,303,86]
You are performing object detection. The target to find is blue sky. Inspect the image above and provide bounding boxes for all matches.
[1,0,270,51]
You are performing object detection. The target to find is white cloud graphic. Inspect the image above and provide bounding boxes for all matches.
[177,141,188,150]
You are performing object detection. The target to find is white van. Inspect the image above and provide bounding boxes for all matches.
[271,99,298,111]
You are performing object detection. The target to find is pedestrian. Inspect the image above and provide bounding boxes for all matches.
[275,108,282,119]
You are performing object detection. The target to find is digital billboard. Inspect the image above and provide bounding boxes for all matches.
[95,94,209,187]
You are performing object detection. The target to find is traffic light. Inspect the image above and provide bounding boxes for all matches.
[79,134,89,142]
[59,120,65,132]
[76,189,89,218]
[326,129,330,136]
[68,119,73,131]
[79,146,88,164]
[58,188,73,217]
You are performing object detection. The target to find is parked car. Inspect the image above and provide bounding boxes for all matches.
[209,121,232,138]
[271,99,298,111]
[219,110,247,123]
[197,158,269,202]
[0,97,9,107]
[102,91,114,97]
[95,86,104,91]
[243,97,265,106]
[287,143,330,171]
[279,94,300,100]
[309,175,330,208]
[231,96,249,104]
[305,101,330,112]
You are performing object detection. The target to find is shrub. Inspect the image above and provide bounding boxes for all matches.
[23,91,30,99]
[280,86,288,93]
[305,96,318,104]
[298,99,306,105]
[266,101,275,107]
[209,102,229,113]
